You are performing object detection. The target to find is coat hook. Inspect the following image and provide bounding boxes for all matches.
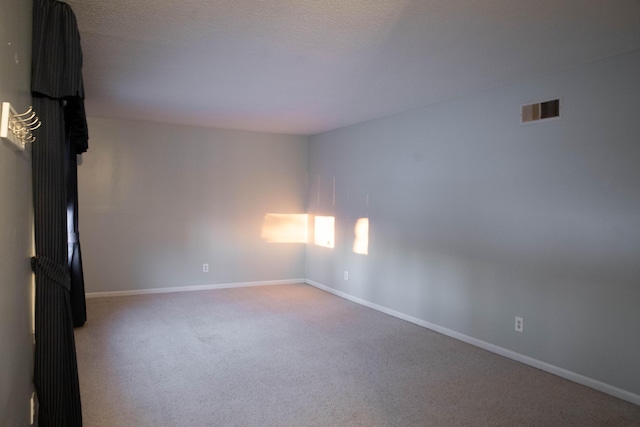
[1,102,42,150]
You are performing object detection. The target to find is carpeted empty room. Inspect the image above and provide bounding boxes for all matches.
[75,284,640,426]
[5,0,640,425]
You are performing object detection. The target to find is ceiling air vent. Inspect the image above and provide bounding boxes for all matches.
[521,98,560,124]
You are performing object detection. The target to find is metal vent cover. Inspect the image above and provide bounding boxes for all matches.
[521,98,560,123]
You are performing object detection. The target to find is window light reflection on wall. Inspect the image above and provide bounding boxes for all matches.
[314,216,335,248]
[353,217,369,255]
[261,213,308,243]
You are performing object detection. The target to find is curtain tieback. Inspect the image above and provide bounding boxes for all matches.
[31,255,71,292]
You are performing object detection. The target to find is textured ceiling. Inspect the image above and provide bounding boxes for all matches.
[66,0,640,135]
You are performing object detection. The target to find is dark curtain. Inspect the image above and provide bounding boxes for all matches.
[31,0,88,424]
[66,98,88,327]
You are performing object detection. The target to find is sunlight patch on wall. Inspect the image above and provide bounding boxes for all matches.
[261,213,308,243]
[314,215,335,248]
[353,217,369,255]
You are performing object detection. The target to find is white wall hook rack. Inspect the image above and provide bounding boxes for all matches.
[1,101,41,151]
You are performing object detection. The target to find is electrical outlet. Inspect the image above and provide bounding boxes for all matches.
[202,263,209,273]
[344,271,349,280]
[515,316,524,332]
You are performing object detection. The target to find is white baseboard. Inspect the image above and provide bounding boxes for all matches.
[86,279,306,299]
[305,279,640,407]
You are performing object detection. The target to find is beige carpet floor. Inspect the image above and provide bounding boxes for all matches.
[75,283,640,426]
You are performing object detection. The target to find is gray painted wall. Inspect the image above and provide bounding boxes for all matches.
[0,0,35,425]
[307,50,640,398]
[78,118,308,293]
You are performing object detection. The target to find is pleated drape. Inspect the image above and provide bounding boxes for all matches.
[31,97,83,426]
[66,103,88,327]
[31,0,88,424]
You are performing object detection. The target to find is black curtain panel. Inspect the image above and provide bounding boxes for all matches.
[32,0,88,424]
[66,98,88,327]
[31,96,83,426]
